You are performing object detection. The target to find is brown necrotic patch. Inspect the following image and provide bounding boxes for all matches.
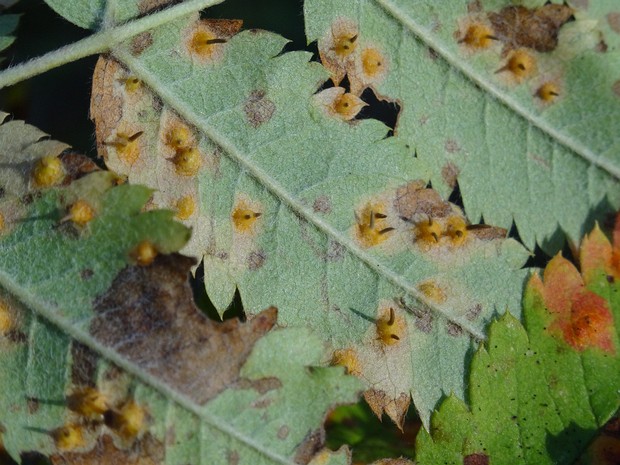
[248,250,266,270]
[441,162,460,189]
[464,453,489,465]
[130,32,154,56]
[277,425,290,440]
[90,254,277,405]
[612,80,620,98]
[607,12,620,34]
[244,90,276,128]
[70,342,99,387]
[488,4,574,53]
[313,196,332,214]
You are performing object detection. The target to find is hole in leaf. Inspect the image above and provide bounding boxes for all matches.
[325,398,419,463]
[355,88,401,135]
[191,260,246,321]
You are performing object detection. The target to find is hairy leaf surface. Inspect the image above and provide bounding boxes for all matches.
[0,114,360,464]
[305,0,620,252]
[89,6,532,425]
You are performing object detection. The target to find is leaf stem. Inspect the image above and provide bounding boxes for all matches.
[0,0,224,90]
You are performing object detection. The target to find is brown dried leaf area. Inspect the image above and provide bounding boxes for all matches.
[352,180,506,252]
[49,434,163,465]
[90,253,277,405]
[457,3,576,104]
[316,18,389,117]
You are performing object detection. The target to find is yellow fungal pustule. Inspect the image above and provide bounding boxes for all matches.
[361,47,385,78]
[68,200,95,227]
[173,147,202,176]
[413,218,442,247]
[333,92,366,120]
[496,50,536,79]
[536,82,560,102]
[165,124,194,151]
[66,387,108,419]
[444,216,468,246]
[105,131,143,166]
[105,400,146,442]
[131,240,158,266]
[0,299,13,335]
[332,32,358,57]
[32,155,64,188]
[189,28,226,59]
[355,202,394,248]
[51,424,86,451]
[232,201,262,233]
[122,76,141,92]
[459,23,496,49]
[376,307,405,346]
[418,280,447,304]
[174,195,196,220]
[331,348,362,376]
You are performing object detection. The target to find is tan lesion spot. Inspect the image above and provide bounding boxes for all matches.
[174,195,196,220]
[331,347,362,376]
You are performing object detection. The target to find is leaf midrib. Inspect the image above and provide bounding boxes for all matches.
[114,48,487,341]
[374,0,620,181]
[0,268,296,465]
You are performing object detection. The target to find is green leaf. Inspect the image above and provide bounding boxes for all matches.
[414,219,620,465]
[90,6,532,426]
[0,12,19,62]
[305,0,620,252]
[0,114,361,463]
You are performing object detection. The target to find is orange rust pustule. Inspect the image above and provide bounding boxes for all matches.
[496,49,536,79]
[361,47,386,78]
[331,348,362,376]
[459,23,497,48]
[536,82,560,102]
[232,202,262,233]
[355,203,395,248]
[376,307,405,345]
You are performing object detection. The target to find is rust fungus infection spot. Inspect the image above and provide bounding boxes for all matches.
[189,28,226,59]
[459,23,497,48]
[248,250,266,270]
[131,31,153,56]
[232,200,262,234]
[313,196,332,214]
[51,424,86,451]
[104,400,147,442]
[172,147,202,176]
[81,269,94,280]
[277,425,290,440]
[332,30,358,57]
[536,81,561,102]
[68,199,95,227]
[441,162,460,189]
[361,47,386,78]
[331,348,362,376]
[413,218,442,247]
[165,123,194,151]
[446,321,464,337]
[488,4,574,53]
[32,155,64,188]
[105,131,144,166]
[122,76,141,92]
[607,12,620,34]
[332,91,366,120]
[444,216,468,246]
[496,49,536,80]
[355,201,395,248]
[244,90,276,128]
[464,453,490,465]
[174,195,196,220]
[444,139,461,153]
[228,450,240,465]
[130,240,158,266]
[0,212,4,233]
[66,387,108,419]
[612,80,620,98]
[376,306,406,346]
[0,299,14,335]
[418,280,447,304]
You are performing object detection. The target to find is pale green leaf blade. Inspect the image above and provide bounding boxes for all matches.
[304,0,620,252]
[92,10,531,425]
[0,115,360,463]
